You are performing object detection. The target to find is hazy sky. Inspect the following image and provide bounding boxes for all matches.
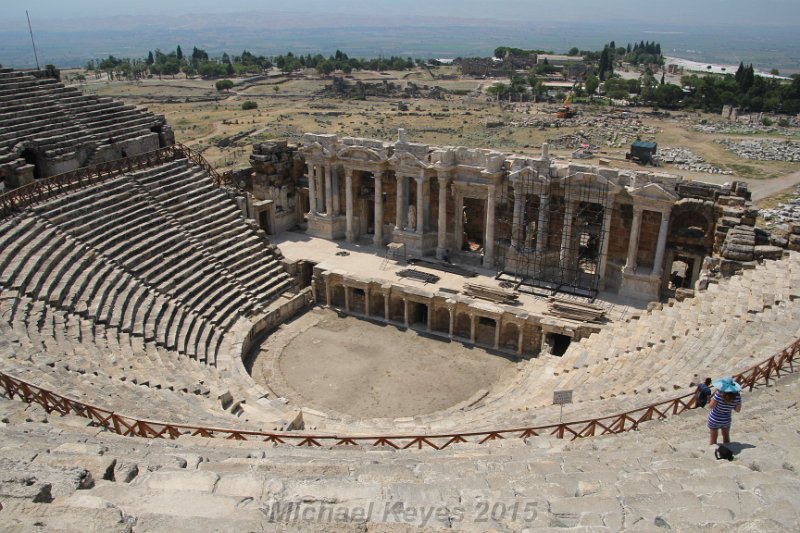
[5,0,800,26]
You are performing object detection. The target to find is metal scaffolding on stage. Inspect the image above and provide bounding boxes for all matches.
[495,173,611,299]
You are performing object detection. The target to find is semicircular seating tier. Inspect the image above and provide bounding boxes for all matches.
[0,370,798,530]
[0,68,172,187]
[0,158,296,428]
[298,253,800,435]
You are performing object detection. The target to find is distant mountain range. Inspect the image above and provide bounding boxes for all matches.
[2,12,797,74]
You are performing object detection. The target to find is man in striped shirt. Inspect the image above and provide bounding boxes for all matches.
[707,376,743,445]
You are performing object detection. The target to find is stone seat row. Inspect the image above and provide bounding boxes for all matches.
[0,371,798,531]
[0,222,224,364]
[0,295,224,402]
[560,255,799,371]
[0,71,161,158]
[0,154,293,370]
[0,92,115,120]
[0,94,127,133]
[28,166,277,323]
[124,161,293,303]
[35,118,159,158]
[1,226,264,369]
[0,291,294,432]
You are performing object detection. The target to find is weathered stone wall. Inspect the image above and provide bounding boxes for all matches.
[636,210,662,269]
[608,204,633,262]
[250,141,302,234]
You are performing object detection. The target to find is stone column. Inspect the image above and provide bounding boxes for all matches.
[511,186,523,249]
[653,210,671,276]
[540,330,549,355]
[448,304,455,339]
[415,176,425,235]
[345,169,354,242]
[470,314,477,344]
[383,288,391,321]
[324,277,331,306]
[402,176,410,229]
[453,191,464,252]
[436,175,449,259]
[493,318,501,350]
[624,206,644,274]
[373,172,384,246]
[344,285,351,312]
[324,164,334,216]
[426,304,433,332]
[403,299,409,328]
[535,194,550,254]
[395,175,404,230]
[559,199,575,265]
[332,167,340,215]
[483,185,496,268]
[308,164,318,215]
[597,203,614,288]
[517,324,525,356]
[364,287,371,317]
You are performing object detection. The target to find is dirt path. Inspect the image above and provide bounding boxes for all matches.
[747,170,800,201]
[683,168,800,202]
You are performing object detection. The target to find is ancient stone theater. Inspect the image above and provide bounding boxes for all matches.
[1,67,799,531]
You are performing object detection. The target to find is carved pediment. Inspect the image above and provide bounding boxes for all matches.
[560,171,622,204]
[301,141,331,158]
[509,166,548,185]
[389,150,428,170]
[337,145,384,163]
[630,182,679,203]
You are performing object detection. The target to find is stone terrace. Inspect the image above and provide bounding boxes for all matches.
[0,158,297,427]
[0,68,172,187]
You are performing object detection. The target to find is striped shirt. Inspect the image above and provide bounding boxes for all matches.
[707,391,741,429]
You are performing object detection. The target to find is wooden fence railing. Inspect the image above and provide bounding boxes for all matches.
[0,143,234,219]
[1,337,796,449]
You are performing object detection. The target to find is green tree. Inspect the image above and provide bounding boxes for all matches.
[584,74,599,95]
[215,79,234,92]
[598,47,610,81]
[176,45,183,61]
[241,100,258,110]
[146,51,154,66]
[316,59,335,76]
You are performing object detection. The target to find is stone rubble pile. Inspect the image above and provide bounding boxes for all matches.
[716,138,800,161]
[692,119,799,137]
[544,121,658,150]
[760,186,800,230]
[657,147,732,174]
